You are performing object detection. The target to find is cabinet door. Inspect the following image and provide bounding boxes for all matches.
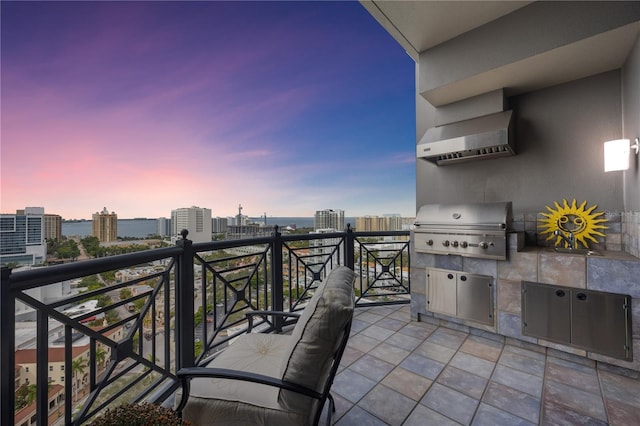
[427,269,457,316]
[522,281,571,344]
[457,274,493,325]
[571,290,631,361]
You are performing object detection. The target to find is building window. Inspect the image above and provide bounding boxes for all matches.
[60,376,64,382]
[60,365,64,371]
[0,216,16,232]
[49,365,53,371]
[25,367,29,372]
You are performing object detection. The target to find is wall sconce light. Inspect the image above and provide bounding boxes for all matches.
[604,137,639,172]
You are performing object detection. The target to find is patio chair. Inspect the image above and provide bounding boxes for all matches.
[176,266,356,426]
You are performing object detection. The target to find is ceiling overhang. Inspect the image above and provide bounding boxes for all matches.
[361,1,640,106]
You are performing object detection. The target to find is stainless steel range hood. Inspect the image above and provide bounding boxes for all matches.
[417,110,514,165]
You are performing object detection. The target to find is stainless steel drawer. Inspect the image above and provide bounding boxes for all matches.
[427,268,494,326]
[571,290,630,360]
[522,282,571,344]
[522,281,632,361]
[457,273,493,325]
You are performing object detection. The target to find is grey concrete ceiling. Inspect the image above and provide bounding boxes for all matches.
[361,1,531,59]
[361,1,640,105]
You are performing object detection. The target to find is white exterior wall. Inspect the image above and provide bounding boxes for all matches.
[171,207,212,243]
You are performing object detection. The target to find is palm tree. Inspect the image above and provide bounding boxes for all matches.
[25,383,37,406]
[95,347,107,373]
[71,358,87,402]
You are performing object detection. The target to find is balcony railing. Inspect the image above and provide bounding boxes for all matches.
[1,226,410,425]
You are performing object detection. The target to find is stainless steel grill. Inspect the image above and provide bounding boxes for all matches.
[414,202,513,260]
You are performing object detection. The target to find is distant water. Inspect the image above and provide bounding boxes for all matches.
[62,217,355,238]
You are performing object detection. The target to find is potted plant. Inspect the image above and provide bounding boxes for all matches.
[89,403,190,426]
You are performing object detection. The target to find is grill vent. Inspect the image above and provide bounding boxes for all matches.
[436,144,513,165]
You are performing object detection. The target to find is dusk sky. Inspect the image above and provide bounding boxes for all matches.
[1,1,415,220]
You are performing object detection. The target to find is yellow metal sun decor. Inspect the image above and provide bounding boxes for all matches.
[539,199,607,249]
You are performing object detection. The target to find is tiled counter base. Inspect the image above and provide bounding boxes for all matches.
[411,242,640,374]
[498,248,640,373]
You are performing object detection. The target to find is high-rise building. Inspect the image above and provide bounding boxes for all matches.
[309,228,341,273]
[226,223,275,240]
[156,217,171,237]
[356,216,386,232]
[212,217,228,234]
[92,207,118,242]
[44,214,63,241]
[383,214,403,231]
[171,206,212,243]
[0,207,46,266]
[355,214,404,232]
[314,209,344,231]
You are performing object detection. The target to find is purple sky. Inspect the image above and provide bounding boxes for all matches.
[1,1,415,219]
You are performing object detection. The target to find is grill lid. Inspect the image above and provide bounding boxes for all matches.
[415,202,513,231]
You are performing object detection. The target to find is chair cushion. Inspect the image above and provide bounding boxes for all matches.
[189,333,289,404]
[182,333,308,426]
[181,395,307,426]
[279,266,355,411]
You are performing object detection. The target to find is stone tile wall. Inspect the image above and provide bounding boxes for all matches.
[411,231,640,374]
[498,248,640,372]
[512,209,639,257]
[623,211,640,258]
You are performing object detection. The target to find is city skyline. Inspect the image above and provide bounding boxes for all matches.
[5,206,411,222]
[1,1,416,219]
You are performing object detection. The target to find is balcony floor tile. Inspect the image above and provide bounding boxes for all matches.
[472,402,536,426]
[358,384,416,425]
[331,304,640,425]
[420,382,480,425]
[437,365,488,400]
[402,404,461,426]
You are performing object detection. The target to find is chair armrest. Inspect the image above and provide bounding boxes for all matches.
[175,367,321,414]
[246,310,301,332]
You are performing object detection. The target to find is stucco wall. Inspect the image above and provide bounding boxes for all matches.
[623,33,640,210]
[416,71,624,216]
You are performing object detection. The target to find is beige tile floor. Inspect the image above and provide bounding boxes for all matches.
[328,304,640,425]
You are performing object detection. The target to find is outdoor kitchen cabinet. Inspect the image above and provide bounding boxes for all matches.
[522,281,632,361]
[427,268,494,325]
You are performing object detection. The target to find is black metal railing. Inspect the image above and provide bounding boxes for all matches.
[1,226,409,425]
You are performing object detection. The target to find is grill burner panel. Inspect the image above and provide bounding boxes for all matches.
[414,231,507,260]
[414,202,512,260]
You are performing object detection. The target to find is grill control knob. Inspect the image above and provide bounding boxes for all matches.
[442,240,450,247]
[426,239,434,246]
[460,241,468,248]
[452,241,459,247]
[479,242,489,249]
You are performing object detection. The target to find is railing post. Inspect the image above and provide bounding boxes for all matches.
[271,226,284,332]
[36,308,49,425]
[345,224,355,270]
[176,230,195,369]
[0,267,15,426]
